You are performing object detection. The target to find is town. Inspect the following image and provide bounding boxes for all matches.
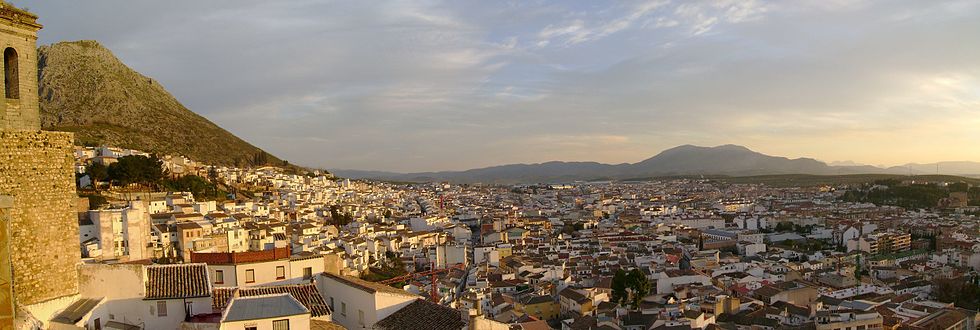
[56,144,980,330]
[1,2,979,330]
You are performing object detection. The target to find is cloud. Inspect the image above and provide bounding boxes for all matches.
[19,0,980,171]
[535,0,669,46]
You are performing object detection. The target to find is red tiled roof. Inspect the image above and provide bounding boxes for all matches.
[145,264,211,299]
[191,247,290,264]
[373,299,466,330]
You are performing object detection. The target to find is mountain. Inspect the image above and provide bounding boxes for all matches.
[624,144,831,176]
[38,40,284,167]
[887,161,980,177]
[336,144,980,183]
[333,144,885,183]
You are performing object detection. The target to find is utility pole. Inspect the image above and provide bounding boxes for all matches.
[430,264,439,303]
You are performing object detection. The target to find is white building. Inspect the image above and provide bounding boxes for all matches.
[84,200,152,261]
[219,293,311,330]
[191,248,324,288]
[315,273,418,329]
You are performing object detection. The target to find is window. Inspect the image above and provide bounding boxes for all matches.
[358,310,365,326]
[341,302,347,317]
[245,327,257,330]
[245,269,255,283]
[214,270,224,284]
[276,266,285,280]
[303,267,312,280]
[157,301,168,317]
[3,47,17,99]
[330,297,334,311]
[272,319,289,330]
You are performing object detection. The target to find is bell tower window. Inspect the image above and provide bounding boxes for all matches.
[4,47,18,99]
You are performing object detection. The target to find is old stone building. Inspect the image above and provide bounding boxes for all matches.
[0,2,82,328]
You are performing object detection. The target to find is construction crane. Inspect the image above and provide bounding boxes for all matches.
[377,262,467,303]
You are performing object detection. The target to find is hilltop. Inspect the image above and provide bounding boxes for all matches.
[38,40,284,167]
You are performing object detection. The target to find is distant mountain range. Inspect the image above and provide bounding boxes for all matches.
[332,144,980,183]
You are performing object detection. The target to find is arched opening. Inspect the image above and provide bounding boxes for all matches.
[4,47,18,99]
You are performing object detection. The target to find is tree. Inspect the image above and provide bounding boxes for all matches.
[775,221,794,232]
[86,163,108,190]
[162,175,225,200]
[611,269,652,309]
[208,166,219,183]
[107,155,164,187]
[932,276,980,310]
[854,254,862,281]
[626,269,652,308]
[328,205,354,226]
[79,193,107,210]
[252,151,269,166]
[611,270,628,305]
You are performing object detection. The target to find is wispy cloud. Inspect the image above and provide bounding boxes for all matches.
[536,0,669,46]
[21,0,980,171]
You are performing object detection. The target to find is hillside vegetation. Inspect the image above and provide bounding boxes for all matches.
[38,40,283,167]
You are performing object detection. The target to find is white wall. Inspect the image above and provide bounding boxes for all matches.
[219,314,310,330]
[374,293,418,327]
[317,275,378,329]
[78,264,148,326]
[234,260,289,287]
[316,274,417,329]
[211,265,238,287]
[657,274,711,294]
[289,257,324,280]
[77,264,211,329]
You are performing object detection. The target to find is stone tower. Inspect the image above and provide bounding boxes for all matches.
[0,2,40,131]
[0,2,82,328]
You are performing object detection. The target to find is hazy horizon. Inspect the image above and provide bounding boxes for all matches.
[330,143,980,174]
[21,1,980,172]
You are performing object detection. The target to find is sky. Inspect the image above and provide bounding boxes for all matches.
[18,0,980,172]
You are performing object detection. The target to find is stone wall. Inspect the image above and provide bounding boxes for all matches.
[0,131,80,305]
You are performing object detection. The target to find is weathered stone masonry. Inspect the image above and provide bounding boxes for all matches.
[0,131,80,305]
[0,2,81,312]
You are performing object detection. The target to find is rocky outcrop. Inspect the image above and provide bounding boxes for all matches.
[38,40,283,167]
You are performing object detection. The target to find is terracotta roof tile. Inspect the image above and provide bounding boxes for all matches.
[373,299,466,330]
[145,264,211,299]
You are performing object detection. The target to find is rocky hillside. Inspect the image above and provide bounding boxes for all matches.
[38,40,283,167]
